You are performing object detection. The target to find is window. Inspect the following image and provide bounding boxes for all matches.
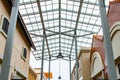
[22,47,27,60]
[23,48,27,59]
[118,64,120,74]
[0,63,1,75]
[2,17,9,34]
[78,62,79,69]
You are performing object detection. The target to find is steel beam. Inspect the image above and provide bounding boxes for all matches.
[75,32,78,80]
[69,0,84,79]
[59,0,61,53]
[30,29,74,37]
[29,25,95,34]
[69,55,72,80]
[25,18,101,27]
[40,32,45,80]
[48,56,51,80]
[0,0,20,80]
[20,0,99,6]
[98,0,117,80]
[77,32,95,37]
[45,29,74,33]
[45,29,74,37]
[35,40,91,48]
[37,0,51,58]
[20,0,50,5]
[30,33,43,37]
[21,8,99,18]
[69,0,83,56]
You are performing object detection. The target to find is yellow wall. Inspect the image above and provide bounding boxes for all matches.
[34,68,47,80]
[28,67,37,80]
[0,0,31,79]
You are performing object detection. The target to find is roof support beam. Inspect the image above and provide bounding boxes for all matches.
[21,8,99,17]
[69,1,84,79]
[69,56,72,80]
[29,31,74,37]
[45,29,74,37]
[20,0,50,5]
[29,25,96,33]
[46,29,74,34]
[77,32,95,37]
[20,0,99,6]
[40,31,45,80]
[59,0,61,53]
[34,49,71,54]
[25,18,101,27]
[35,40,90,48]
[33,36,92,43]
[37,0,51,57]
[30,30,94,38]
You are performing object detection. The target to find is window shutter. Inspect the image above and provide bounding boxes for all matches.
[2,17,9,34]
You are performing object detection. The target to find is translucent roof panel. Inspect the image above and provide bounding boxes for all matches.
[19,0,109,61]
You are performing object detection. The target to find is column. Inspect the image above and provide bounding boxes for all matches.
[75,31,78,80]
[0,0,20,80]
[69,55,72,80]
[48,56,51,80]
[40,31,45,80]
[98,0,117,80]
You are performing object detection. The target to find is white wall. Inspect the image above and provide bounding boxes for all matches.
[110,22,120,79]
[111,30,120,60]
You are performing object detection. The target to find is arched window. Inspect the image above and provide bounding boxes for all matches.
[91,52,104,78]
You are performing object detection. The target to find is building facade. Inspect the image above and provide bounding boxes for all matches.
[72,0,120,80]
[28,66,37,80]
[0,0,35,80]
[34,68,47,80]
[72,47,91,80]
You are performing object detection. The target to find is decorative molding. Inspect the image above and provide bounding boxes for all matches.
[110,21,120,39]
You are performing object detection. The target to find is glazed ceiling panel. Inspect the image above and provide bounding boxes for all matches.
[19,0,108,61]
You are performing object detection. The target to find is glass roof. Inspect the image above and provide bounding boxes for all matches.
[19,0,108,61]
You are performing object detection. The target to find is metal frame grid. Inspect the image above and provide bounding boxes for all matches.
[19,0,107,61]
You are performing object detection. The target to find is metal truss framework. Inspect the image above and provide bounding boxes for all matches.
[18,0,117,80]
[19,0,105,61]
[0,0,117,80]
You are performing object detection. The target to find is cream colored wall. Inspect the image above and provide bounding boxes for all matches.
[72,48,91,80]
[0,0,10,19]
[0,0,31,79]
[110,21,120,79]
[79,50,91,80]
[11,23,31,77]
[91,52,104,78]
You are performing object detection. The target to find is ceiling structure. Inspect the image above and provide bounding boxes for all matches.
[19,0,108,61]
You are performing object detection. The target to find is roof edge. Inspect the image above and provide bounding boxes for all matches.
[109,0,120,5]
